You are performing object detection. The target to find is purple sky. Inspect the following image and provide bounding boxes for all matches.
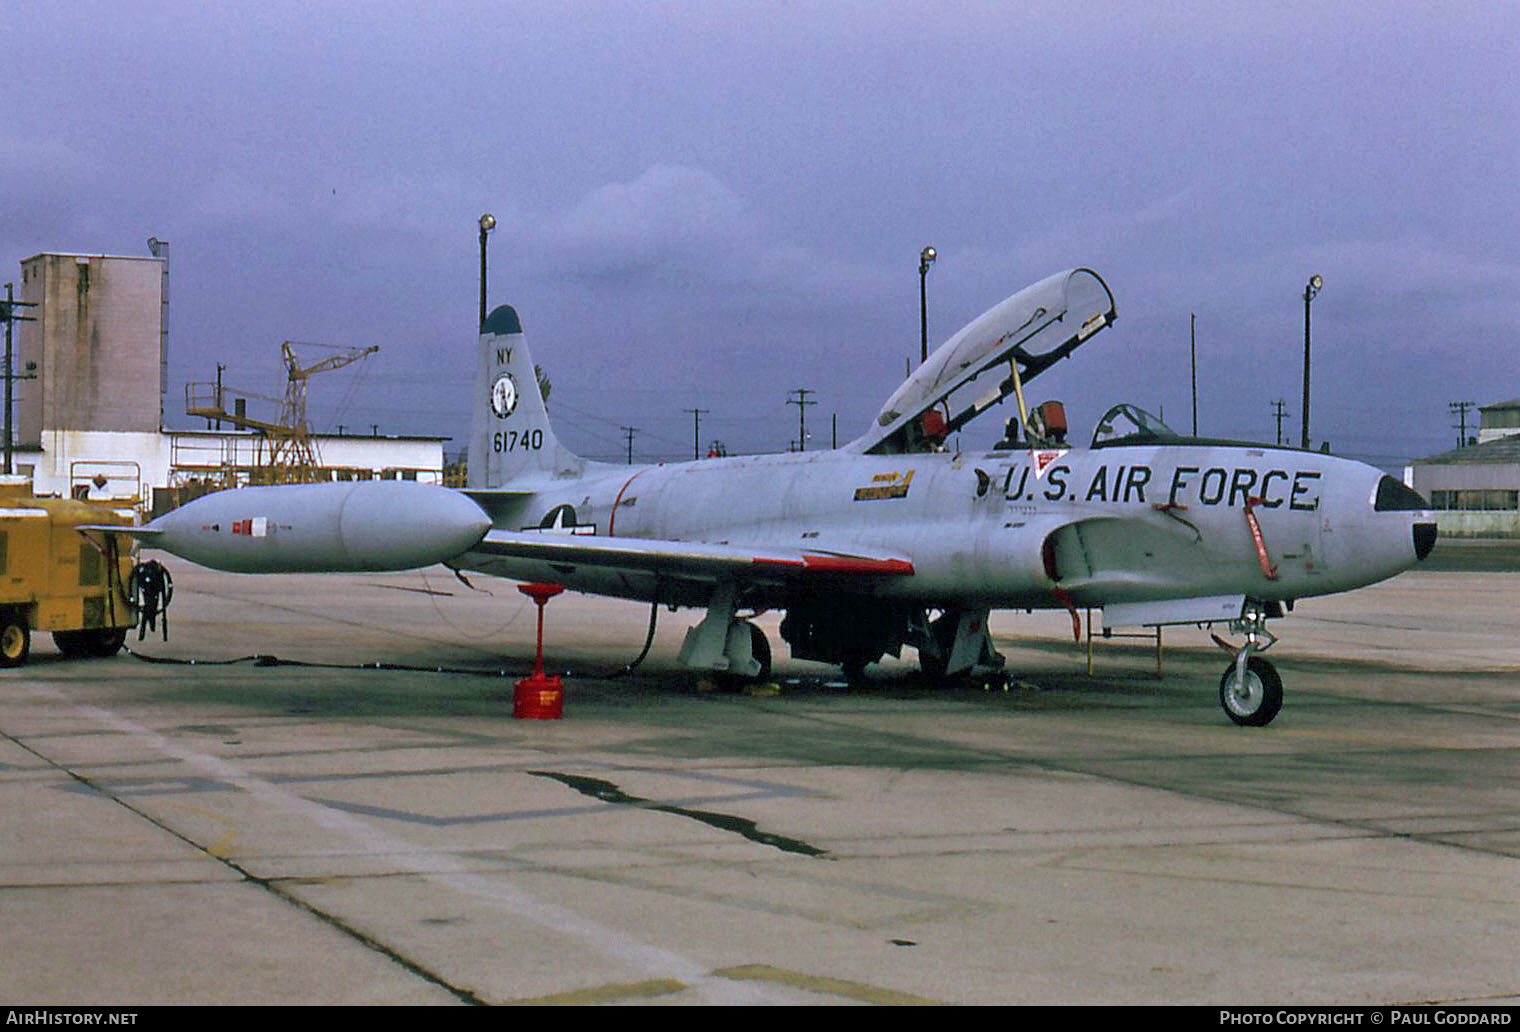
[5,2,1515,466]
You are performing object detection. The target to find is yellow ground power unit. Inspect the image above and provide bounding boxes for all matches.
[0,477,138,666]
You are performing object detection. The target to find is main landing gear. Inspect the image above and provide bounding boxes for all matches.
[915,608,1005,683]
[678,583,772,682]
[1215,601,1284,727]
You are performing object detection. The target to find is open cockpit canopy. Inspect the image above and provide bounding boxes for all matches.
[854,268,1116,455]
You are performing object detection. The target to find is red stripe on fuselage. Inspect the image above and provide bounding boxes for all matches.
[752,556,914,576]
[607,468,649,537]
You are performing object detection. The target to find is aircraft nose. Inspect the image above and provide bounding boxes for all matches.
[1372,475,1436,563]
[1413,521,1437,562]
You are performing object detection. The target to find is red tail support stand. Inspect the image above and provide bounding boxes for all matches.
[514,583,565,719]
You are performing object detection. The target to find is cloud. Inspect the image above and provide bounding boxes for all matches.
[534,163,900,329]
[545,164,756,284]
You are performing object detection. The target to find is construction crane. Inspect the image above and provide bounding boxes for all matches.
[273,341,380,482]
[184,341,379,485]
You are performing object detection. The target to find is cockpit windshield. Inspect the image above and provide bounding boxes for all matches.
[1091,403,1183,448]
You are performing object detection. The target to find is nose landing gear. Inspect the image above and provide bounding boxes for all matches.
[1213,601,1284,726]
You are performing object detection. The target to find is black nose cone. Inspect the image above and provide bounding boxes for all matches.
[1413,522,1437,561]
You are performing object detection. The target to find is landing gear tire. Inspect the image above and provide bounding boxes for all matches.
[840,649,875,684]
[747,622,772,683]
[1219,656,1283,727]
[917,612,957,680]
[713,622,771,690]
[0,617,30,668]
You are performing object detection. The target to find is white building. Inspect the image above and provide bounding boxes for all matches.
[1476,398,1520,444]
[11,251,447,513]
[1406,395,1520,537]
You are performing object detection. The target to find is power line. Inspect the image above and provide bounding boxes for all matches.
[620,425,640,464]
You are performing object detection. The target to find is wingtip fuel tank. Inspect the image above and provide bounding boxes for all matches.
[148,482,491,573]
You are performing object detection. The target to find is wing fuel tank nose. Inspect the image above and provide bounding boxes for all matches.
[148,482,491,573]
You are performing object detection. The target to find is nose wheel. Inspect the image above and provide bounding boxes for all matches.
[1219,655,1283,726]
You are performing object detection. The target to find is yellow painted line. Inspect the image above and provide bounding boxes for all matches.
[502,978,687,1006]
[157,801,239,858]
[713,964,946,1006]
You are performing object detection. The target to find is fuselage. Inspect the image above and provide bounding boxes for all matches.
[456,440,1433,612]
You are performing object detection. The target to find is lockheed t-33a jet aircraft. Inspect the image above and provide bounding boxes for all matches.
[143,268,1436,726]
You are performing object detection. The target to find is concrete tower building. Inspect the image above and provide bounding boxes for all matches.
[17,253,169,498]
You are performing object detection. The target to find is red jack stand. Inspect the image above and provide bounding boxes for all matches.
[514,583,565,719]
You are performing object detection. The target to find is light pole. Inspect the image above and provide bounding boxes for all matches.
[919,246,936,364]
[1301,274,1322,450]
[1190,312,1197,437]
[478,213,496,330]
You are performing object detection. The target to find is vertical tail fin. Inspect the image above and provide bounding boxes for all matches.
[467,305,581,488]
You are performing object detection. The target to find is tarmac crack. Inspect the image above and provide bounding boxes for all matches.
[529,770,830,858]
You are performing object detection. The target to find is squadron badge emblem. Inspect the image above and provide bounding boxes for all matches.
[490,372,518,418]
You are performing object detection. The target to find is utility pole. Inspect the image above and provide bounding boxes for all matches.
[1270,399,1290,446]
[1,284,38,476]
[683,407,709,460]
[787,388,816,452]
[1448,401,1476,448]
[620,426,639,464]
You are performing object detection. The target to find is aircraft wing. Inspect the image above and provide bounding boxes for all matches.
[77,525,164,537]
[856,268,1116,454]
[469,529,914,583]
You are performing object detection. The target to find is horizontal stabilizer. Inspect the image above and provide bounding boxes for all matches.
[460,490,539,503]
